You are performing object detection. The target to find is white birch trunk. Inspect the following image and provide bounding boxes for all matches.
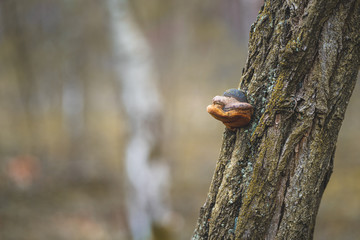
[106,0,170,239]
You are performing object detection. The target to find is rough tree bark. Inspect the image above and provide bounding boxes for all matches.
[193,1,360,239]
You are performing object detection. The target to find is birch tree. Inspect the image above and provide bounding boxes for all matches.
[193,0,360,239]
[106,0,171,239]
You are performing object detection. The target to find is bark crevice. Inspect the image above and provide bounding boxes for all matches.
[193,0,360,239]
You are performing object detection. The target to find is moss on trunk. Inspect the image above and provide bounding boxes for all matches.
[193,0,360,239]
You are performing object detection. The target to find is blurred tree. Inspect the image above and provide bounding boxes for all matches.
[0,0,38,152]
[106,0,171,239]
[193,0,360,239]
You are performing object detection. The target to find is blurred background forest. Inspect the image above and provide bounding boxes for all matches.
[0,0,359,239]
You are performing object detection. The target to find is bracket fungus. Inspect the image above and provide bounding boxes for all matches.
[207,89,254,130]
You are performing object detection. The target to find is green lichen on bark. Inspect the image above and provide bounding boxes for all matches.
[193,0,360,239]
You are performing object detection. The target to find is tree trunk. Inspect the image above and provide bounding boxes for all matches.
[0,0,38,152]
[106,0,171,239]
[193,0,360,239]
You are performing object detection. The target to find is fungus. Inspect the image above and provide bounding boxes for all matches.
[207,89,254,130]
